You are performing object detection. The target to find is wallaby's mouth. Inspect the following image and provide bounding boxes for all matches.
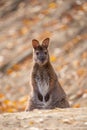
[38,59,48,66]
[40,59,45,63]
[35,59,47,65]
[39,57,45,63]
[40,60,46,64]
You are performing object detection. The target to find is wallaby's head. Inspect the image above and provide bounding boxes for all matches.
[32,38,50,65]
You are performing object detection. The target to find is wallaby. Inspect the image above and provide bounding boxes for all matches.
[26,38,70,111]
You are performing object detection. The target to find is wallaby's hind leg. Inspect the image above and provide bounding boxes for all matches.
[56,98,70,108]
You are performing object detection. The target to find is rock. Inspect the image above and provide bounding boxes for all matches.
[0,108,87,130]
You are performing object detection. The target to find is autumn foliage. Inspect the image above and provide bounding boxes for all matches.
[0,0,87,113]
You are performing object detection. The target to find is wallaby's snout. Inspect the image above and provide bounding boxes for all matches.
[39,55,45,63]
[38,51,47,63]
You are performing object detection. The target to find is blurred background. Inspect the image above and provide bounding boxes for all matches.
[0,0,87,113]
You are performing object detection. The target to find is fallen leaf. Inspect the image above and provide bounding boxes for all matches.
[41,9,49,15]
[19,27,28,35]
[7,69,14,74]
[73,103,80,108]
[50,55,57,62]
[13,64,20,71]
[77,68,86,77]
[7,108,16,113]
[84,89,87,93]
[49,2,57,9]
[0,93,5,99]
[23,19,31,26]
[29,121,35,125]
[59,24,68,30]
[82,52,87,59]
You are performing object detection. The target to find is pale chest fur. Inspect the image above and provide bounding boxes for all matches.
[35,71,49,97]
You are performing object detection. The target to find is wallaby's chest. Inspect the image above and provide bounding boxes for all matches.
[35,70,49,96]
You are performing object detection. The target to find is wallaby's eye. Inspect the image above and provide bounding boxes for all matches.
[36,52,39,55]
[44,51,47,55]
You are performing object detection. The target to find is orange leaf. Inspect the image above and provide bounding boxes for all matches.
[7,69,14,74]
[49,2,57,9]
[7,108,16,113]
[59,24,68,30]
[3,100,12,105]
[77,68,86,77]
[41,9,49,15]
[73,103,80,108]
[13,64,20,70]
[50,55,57,62]
[29,121,35,125]
[0,93,5,99]
[23,19,31,26]
[19,27,28,35]
[84,89,87,94]
[82,52,87,59]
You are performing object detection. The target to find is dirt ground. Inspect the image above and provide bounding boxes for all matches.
[0,108,87,130]
[0,0,87,114]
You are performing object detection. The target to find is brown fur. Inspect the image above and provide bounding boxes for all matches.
[26,38,70,111]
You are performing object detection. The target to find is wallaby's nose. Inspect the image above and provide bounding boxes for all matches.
[40,57,45,62]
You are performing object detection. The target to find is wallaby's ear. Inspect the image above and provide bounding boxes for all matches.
[32,39,39,49]
[42,38,50,48]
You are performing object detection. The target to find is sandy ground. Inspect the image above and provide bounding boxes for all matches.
[0,108,87,130]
